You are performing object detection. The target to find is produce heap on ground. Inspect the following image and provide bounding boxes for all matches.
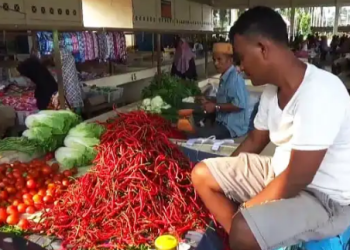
[0,107,228,249]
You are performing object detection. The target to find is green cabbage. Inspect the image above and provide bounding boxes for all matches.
[64,136,100,150]
[55,147,95,168]
[25,111,80,135]
[22,127,53,142]
[68,122,105,138]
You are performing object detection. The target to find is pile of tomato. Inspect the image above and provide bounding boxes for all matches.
[0,159,77,230]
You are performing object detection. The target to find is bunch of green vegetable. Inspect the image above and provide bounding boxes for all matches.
[0,110,81,156]
[140,96,171,113]
[55,122,105,168]
[142,73,201,109]
[0,137,40,155]
[22,110,81,153]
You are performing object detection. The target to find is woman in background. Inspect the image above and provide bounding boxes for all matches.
[17,56,58,110]
[171,39,197,81]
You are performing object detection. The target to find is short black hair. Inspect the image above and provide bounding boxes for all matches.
[229,6,288,45]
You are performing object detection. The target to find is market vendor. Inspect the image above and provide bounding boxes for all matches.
[188,42,249,139]
[192,6,350,250]
[17,56,58,110]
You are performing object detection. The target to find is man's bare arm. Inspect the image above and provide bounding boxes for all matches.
[231,129,270,156]
[245,149,327,208]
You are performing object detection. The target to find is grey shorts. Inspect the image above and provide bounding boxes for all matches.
[203,153,350,250]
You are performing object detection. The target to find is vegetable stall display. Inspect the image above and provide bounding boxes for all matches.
[0,110,80,156]
[34,111,207,249]
[141,73,201,121]
[55,122,105,168]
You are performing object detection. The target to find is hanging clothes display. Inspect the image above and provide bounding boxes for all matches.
[60,49,84,109]
[36,31,127,64]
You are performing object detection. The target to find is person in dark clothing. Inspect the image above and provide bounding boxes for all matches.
[171,39,197,80]
[17,57,58,110]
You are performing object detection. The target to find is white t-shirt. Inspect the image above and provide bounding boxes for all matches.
[254,63,350,205]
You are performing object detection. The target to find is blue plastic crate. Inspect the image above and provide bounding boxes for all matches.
[179,146,350,250]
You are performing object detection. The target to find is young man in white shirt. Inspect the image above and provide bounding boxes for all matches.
[191,6,350,250]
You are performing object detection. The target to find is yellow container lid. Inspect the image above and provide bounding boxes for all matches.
[155,235,178,250]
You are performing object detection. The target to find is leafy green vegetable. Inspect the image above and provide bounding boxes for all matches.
[23,128,65,152]
[55,147,96,168]
[0,137,41,155]
[0,225,26,236]
[142,73,201,109]
[23,127,54,143]
[68,122,105,138]
[64,136,100,150]
[25,110,80,135]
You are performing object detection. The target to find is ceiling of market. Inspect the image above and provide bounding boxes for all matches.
[190,0,350,8]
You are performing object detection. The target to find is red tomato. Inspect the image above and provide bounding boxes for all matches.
[62,179,70,187]
[51,163,59,173]
[29,190,37,196]
[22,193,32,201]
[29,170,39,179]
[24,198,34,206]
[6,173,14,179]
[47,183,56,190]
[17,203,27,213]
[6,214,19,225]
[34,203,43,210]
[0,208,7,222]
[0,165,6,174]
[41,166,52,176]
[53,174,63,183]
[6,205,18,214]
[17,218,29,229]
[63,170,72,178]
[0,191,8,200]
[37,189,47,197]
[46,189,55,196]
[43,195,53,204]
[0,182,5,188]
[7,197,14,204]
[32,194,43,204]
[12,200,20,206]
[45,153,54,161]
[6,187,16,194]
[12,171,22,179]
[26,206,35,214]
[15,192,22,200]
[26,179,36,189]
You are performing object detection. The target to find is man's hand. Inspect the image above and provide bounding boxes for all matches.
[231,129,270,156]
[195,96,207,104]
[203,102,216,113]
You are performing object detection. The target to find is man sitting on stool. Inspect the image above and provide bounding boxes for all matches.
[189,42,249,139]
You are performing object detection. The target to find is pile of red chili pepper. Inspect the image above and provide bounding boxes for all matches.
[34,111,209,249]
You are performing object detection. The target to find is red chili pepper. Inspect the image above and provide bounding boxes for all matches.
[33,111,212,249]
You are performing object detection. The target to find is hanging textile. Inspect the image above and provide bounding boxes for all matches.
[36,31,127,64]
[60,49,84,109]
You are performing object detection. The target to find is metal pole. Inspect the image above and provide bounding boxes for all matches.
[52,30,66,110]
[156,33,161,77]
[204,34,208,78]
[152,33,155,67]
[334,1,340,34]
[290,7,295,42]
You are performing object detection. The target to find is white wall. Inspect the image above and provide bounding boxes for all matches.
[82,0,133,28]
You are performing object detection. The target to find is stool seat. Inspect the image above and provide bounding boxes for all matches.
[275,226,350,250]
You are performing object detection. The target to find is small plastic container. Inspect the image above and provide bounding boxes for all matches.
[155,235,178,250]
